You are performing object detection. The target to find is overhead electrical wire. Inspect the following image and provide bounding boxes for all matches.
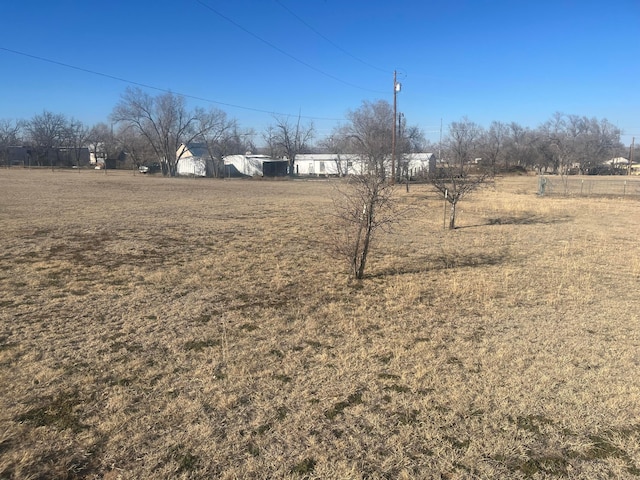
[0,46,345,123]
[273,0,390,75]
[195,0,387,95]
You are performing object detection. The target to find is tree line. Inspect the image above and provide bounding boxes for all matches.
[0,86,632,176]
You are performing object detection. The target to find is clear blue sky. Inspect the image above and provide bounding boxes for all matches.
[1,0,639,146]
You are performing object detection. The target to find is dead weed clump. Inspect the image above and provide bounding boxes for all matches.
[1,170,639,478]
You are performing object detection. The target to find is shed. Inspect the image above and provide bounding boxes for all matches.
[176,143,214,177]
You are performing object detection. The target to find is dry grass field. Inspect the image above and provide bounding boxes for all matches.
[1,169,639,479]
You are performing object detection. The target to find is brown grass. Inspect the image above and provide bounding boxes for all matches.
[1,169,639,479]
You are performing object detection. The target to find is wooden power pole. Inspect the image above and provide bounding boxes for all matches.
[628,137,635,176]
[391,70,397,184]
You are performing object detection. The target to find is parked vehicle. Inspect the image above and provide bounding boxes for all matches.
[139,163,161,174]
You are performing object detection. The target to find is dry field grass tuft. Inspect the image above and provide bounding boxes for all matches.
[1,169,639,479]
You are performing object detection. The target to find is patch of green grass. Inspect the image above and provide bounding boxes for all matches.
[247,441,260,457]
[269,349,284,358]
[495,452,570,477]
[193,313,211,323]
[0,338,18,351]
[256,423,272,435]
[444,436,470,450]
[15,389,86,432]
[446,356,464,367]
[276,406,288,421]
[169,445,199,473]
[397,409,420,425]
[184,338,221,351]
[511,414,554,434]
[273,374,292,383]
[291,457,316,476]
[375,353,393,365]
[324,391,364,420]
[383,384,411,394]
[581,433,640,474]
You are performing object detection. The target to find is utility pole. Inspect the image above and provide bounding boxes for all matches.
[438,118,442,163]
[391,71,401,184]
[628,137,635,176]
[391,70,397,184]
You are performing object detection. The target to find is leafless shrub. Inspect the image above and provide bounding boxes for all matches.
[331,174,398,279]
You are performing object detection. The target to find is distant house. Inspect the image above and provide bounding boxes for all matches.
[176,143,215,177]
[402,153,436,177]
[58,147,90,167]
[605,157,629,167]
[295,153,360,176]
[7,146,31,166]
[223,154,287,177]
[6,146,89,167]
[295,152,436,177]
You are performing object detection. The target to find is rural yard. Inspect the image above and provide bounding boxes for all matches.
[1,169,639,479]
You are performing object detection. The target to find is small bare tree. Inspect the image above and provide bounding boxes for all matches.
[332,174,396,279]
[428,161,493,229]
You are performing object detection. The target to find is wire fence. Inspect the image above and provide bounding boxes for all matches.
[538,175,640,197]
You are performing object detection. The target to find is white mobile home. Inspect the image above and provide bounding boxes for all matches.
[295,154,361,176]
[295,153,435,177]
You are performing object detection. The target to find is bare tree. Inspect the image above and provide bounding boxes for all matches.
[431,120,493,229]
[0,119,24,167]
[337,100,394,177]
[446,117,482,175]
[111,87,231,176]
[429,162,493,229]
[332,174,397,279]
[479,121,508,173]
[64,119,89,168]
[329,100,419,279]
[200,123,250,177]
[117,124,156,169]
[265,115,314,176]
[26,111,68,167]
[87,122,125,169]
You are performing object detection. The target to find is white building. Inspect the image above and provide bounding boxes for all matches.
[223,154,288,177]
[176,143,214,177]
[295,153,436,177]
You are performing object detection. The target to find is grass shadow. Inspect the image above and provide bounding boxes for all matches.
[372,249,512,278]
[485,213,573,226]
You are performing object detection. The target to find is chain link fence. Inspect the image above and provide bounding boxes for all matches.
[538,175,640,197]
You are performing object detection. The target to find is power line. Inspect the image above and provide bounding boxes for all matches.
[195,0,386,95]
[273,0,390,75]
[0,46,345,123]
